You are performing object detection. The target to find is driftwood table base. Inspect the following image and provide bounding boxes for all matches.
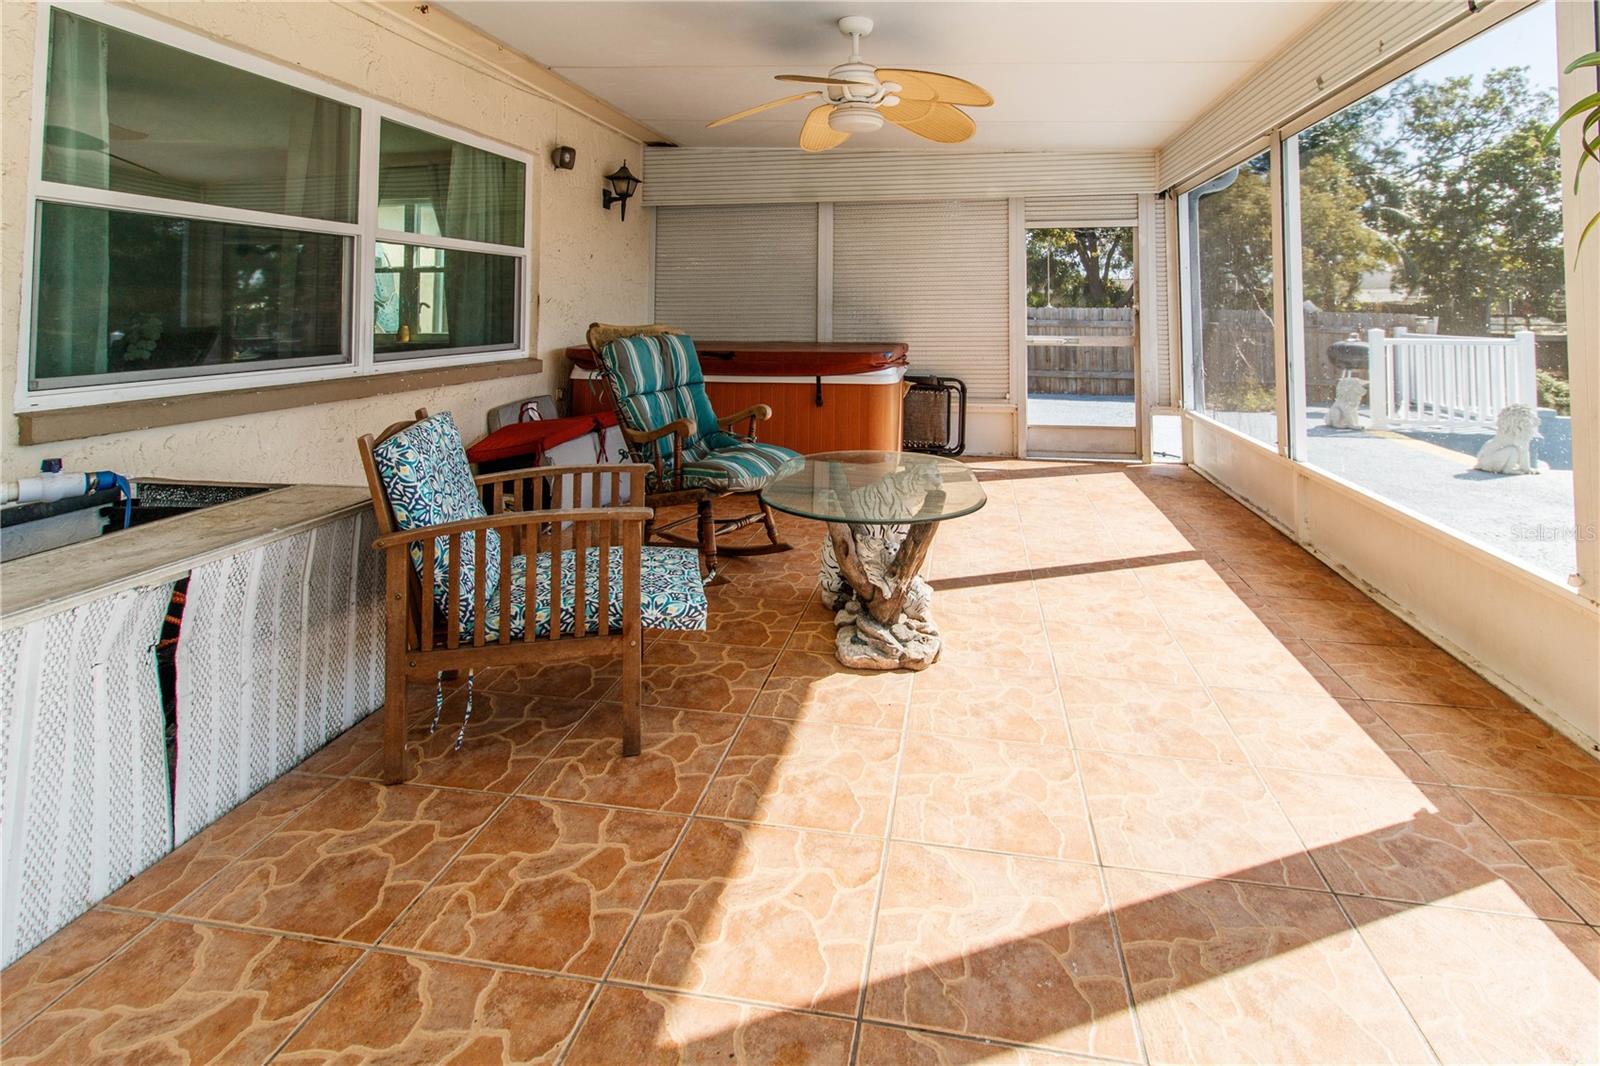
[820,521,941,670]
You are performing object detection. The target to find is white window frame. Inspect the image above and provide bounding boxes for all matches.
[15,0,535,413]
[1174,136,1283,454]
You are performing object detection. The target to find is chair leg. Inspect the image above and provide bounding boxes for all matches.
[697,496,719,583]
[760,500,782,545]
[622,625,642,758]
[381,664,408,784]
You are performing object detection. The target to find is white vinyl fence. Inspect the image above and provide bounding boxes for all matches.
[1365,328,1537,429]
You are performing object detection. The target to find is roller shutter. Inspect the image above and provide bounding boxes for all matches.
[653,203,817,340]
[832,200,1010,401]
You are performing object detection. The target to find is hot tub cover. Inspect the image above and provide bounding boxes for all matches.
[566,341,908,377]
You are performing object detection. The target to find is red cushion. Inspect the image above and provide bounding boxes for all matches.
[465,411,618,464]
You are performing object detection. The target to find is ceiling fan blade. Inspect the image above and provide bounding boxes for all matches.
[875,68,993,107]
[884,101,976,144]
[799,105,850,152]
[707,92,817,128]
[881,96,938,122]
[776,73,863,86]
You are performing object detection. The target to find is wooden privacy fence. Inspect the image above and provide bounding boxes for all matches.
[1199,309,1439,402]
[1026,306,1134,396]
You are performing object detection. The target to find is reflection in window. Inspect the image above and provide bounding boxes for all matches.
[372,243,517,356]
[377,120,525,246]
[1183,150,1278,446]
[42,9,359,223]
[1285,1,1572,579]
[31,204,349,388]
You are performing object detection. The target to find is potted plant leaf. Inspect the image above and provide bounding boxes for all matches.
[1546,49,1600,254]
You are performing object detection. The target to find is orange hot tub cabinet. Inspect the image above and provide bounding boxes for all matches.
[565,341,909,454]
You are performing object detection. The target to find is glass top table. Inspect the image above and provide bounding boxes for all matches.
[761,451,988,526]
[760,451,987,671]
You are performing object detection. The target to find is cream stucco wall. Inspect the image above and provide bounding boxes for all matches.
[0,0,650,486]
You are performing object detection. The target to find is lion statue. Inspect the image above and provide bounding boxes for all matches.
[1324,376,1367,430]
[1474,403,1541,475]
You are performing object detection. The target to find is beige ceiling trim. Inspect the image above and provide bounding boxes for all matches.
[354,0,669,146]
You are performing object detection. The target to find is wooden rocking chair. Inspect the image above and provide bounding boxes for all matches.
[585,322,798,581]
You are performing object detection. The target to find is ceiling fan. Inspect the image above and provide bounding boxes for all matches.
[707,15,993,152]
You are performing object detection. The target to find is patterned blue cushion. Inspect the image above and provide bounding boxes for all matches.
[681,439,801,491]
[476,546,707,641]
[369,412,501,633]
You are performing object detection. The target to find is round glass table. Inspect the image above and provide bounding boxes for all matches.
[761,451,987,670]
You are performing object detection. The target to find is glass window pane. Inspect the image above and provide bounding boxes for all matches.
[42,10,358,223]
[1184,150,1278,447]
[377,120,526,246]
[1286,1,1573,579]
[32,203,349,388]
[372,242,517,357]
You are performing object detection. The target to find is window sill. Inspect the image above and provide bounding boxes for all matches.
[16,355,544,445]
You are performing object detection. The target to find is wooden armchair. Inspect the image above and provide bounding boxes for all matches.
[586,323,798,582]
[358,409,707,783]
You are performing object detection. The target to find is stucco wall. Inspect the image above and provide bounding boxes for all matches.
[0,0,649,486]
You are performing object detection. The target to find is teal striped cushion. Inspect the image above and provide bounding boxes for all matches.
[681,440,801,491]
[597,333,722,476]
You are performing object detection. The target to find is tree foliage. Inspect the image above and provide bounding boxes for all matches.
[1026,227,1133,308]
[1300,66,1563,332]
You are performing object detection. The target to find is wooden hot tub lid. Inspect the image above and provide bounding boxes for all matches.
[565,341,908,376]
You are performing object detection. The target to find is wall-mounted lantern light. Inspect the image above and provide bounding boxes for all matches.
[551,145,576,170]
[601,161,642,220]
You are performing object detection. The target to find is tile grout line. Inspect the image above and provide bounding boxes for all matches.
[1016,469,1151,1066]
[554,639,784,1066]
[264,767,534,1062]
[1150,578,1454,1063]
[846,571,920,1065]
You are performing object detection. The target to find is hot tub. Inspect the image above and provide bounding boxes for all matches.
[566,341,909,453]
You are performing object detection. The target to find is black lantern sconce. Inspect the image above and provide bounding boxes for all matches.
[551,145,576,170]
[602,161,642,220]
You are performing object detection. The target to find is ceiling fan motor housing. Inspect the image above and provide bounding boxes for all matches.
[828,102,884,133]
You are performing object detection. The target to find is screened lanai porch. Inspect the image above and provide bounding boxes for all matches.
[2,0,1598,1063]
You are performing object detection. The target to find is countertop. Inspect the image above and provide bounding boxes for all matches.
[1,484,370,630]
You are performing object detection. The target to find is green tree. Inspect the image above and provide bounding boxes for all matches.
[1026,227,1132,308]
[1296,153,1388,309]
[1308,67,1563,332]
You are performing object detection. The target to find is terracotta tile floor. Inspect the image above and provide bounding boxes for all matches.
[4,460,1598,1064]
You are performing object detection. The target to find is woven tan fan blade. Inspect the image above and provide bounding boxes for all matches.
[885,71,938,102]
[708,92,815,128]
[881,96,938,122]
[875,68,993,107]
[799,105,850,152]
[887,101,976,144]
[776,73,859,86]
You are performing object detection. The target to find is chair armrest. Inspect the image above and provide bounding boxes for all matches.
[726,404,774,441]
[717,404,772,434]
[472,462,651,486]
[622,419,693,446]
[372,507,653,551]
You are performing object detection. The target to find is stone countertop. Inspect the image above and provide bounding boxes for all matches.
[1,484,370,630]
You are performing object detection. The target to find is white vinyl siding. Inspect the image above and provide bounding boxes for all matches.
[1157,1,1464,188]
[642,148,1156,206]
[1023,194,1138,228]
[833,200,1010,400]
[653,204,818,341]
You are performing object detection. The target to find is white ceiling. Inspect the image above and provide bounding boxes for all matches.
[440,1,1333,152]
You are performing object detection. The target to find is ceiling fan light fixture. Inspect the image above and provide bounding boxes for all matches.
[828,104,883,134]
